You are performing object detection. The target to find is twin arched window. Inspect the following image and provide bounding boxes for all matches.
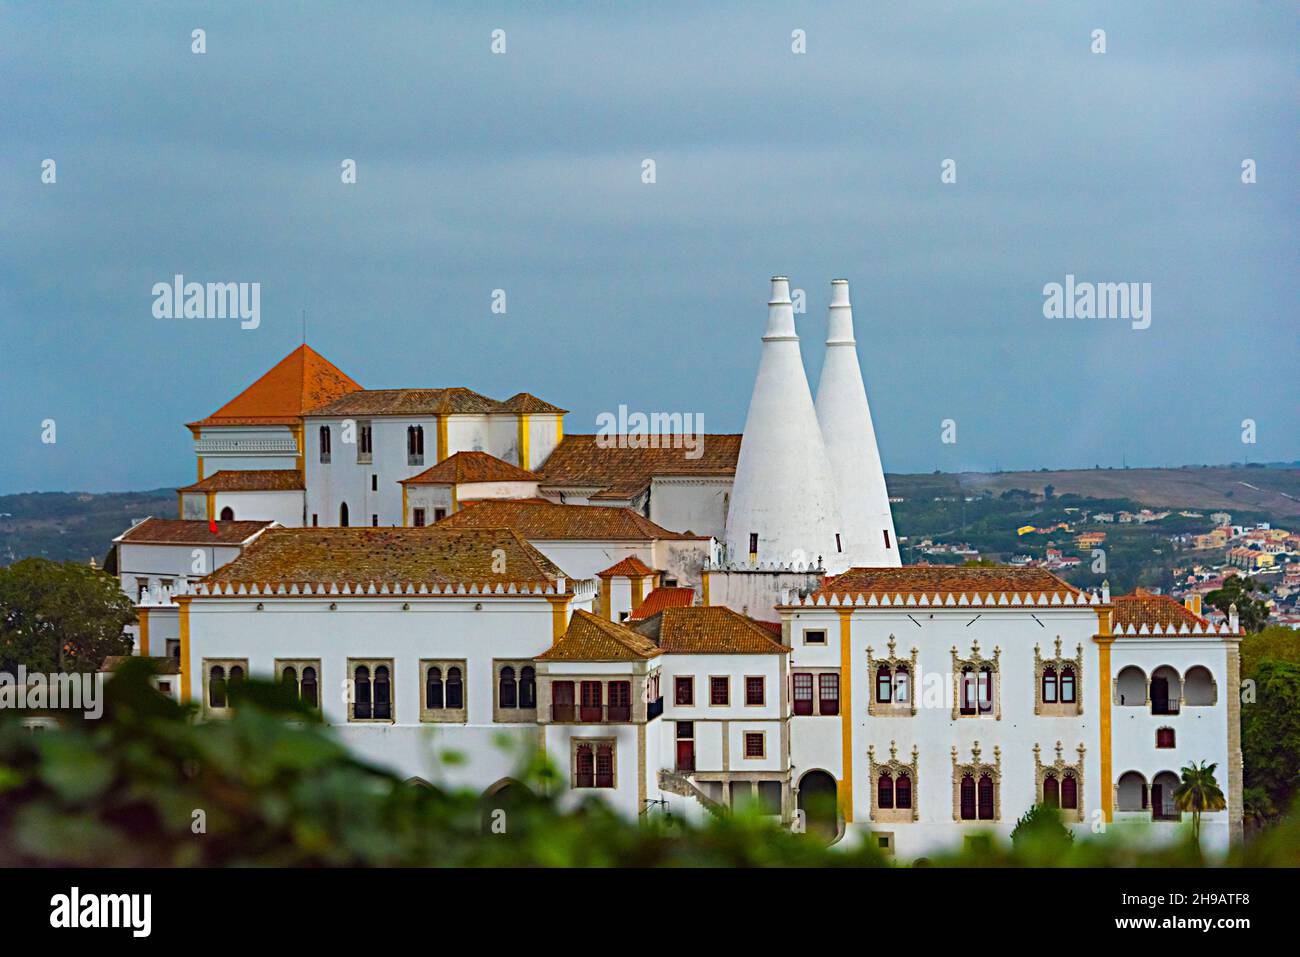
[207,663,244,709]
[960,772,996,820]
[498,664,537,711]
[353,664,391,720]
[1042,666,1076,704]
[877,771,912,810]
[960,667,995,715]
[1043,772,1079,810]
[426,665,464,710]
[407,425,425,464]
[280,664,319,707]
[875,665,910,704]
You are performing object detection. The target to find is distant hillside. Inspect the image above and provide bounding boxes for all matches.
[886,466,1300,521]
[2,465,1297,566]
[0,489,176,566]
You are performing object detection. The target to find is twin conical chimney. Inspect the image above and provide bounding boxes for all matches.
[815,279,899,567]
[724,278,846,572]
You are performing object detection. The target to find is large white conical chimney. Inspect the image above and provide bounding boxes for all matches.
[725,277,846,572]
[815,279,899,567]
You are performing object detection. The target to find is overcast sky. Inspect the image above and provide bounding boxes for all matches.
[2,1,1296,494]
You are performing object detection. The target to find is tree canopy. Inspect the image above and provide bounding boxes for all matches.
[0,558,135,674]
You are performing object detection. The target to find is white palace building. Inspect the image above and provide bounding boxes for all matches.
[107,277,1243,858]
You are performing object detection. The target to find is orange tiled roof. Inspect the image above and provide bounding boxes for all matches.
[188,345,362,428]
[813,566,1082,602]
[307,387,565,418]
[500,392,568,414]
[537,610,662,661]
[597,556,656,578]
[632,606,788,655]
[204,525,567,590]
[535,434,742,501]
[627,586,696,620]
[178,469,305,493]
[399,451,538,486]
[115,517,273,546]
[436,499,705,541]
[1113,589,1209,632]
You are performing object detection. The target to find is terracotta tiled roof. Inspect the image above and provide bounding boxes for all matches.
[597,556,655,578]
[537,610,662,661]
[308,387,564,418]
[178,469,305,493]
[100,655,181,675]
[535,434,742,501]
[1113,589,1209,632]
[115,517,273,546]
[204,526,568,590]
[627,586,695,620]
[813,566,1082,603]
[399,451,538,486]
[500,392,568,414]
[188,345,362,428]
[631,606,788,655]
[435,499,705,541]
[306,387,506,416]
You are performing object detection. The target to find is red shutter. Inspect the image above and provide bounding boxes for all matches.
[818,674,840,716]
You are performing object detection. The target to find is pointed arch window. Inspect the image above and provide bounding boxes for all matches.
[1061,774,1078,810]
[876,665,892,704]
[349,659,393,721]
[878,772,894,809]
[1042,666,1058,704]
[1060,667,1076,704]
[276,659,320,708]
[1043,774,1060,807]
[977,773,995,819]
[960,774,977,820]
[895,773,912,810]
[319,425,331,463]
[407,425,425,465]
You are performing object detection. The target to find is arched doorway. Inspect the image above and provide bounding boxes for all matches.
[219,506,234,521]
[340,502,350,527]
[797,769,839,840]
[481,778,532,834]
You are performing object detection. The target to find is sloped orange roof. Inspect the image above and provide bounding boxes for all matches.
[399,451,538,486]
[632,606,788,655]
[596,556,656,578]
[627,586,695,620]
[436,499,705,541]
[115,518,273,546]
[189,345,362,428]
[179,469,305,493]
[813,566,1081,602]
[204,525,566,590]
[1113,589,1209,632]
[535,434,742,501]
[307,387,504,416]
[500,392,568,414]
[537,610,662,661]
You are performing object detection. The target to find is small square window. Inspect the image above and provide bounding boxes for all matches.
[804,630,826,645]
[743,732,765,758]
[434,508,447,521]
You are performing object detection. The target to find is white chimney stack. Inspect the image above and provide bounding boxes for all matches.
[724,276,845,572]
[814,279,900,568]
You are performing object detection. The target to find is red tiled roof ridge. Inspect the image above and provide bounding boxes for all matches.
[188,344,361,428]
[597,556,656,578]
[399,450,538,485]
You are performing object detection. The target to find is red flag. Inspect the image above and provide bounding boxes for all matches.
[209,518,218,534]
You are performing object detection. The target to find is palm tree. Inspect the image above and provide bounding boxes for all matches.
[1172,760,1227,841]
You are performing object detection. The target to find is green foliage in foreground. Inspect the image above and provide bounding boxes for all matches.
[0,661,1296,867]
